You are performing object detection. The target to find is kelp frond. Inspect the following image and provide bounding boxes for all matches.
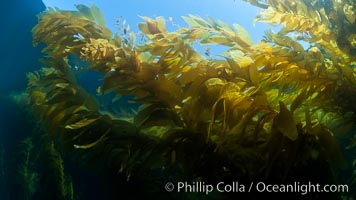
[245,0,356,58]
[27,3,356,198]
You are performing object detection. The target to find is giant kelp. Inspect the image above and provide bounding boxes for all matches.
[28,1,356,199]
[38,142,73,200]
[16,138,39,200]
[14,136,76,200]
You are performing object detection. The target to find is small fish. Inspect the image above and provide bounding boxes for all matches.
[204,47,211,57]
[75,4,94,20]
[90,4,106,26]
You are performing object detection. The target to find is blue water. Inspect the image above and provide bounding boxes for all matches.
[42,0,271,43]
[0,1,45,199]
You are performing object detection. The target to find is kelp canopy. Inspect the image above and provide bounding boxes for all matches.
[27,0,356,199]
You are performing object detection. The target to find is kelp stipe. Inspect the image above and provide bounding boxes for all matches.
[39,142,70,200]
[27,2,356,199]
[14,134,76,200]
[16,137,39,200]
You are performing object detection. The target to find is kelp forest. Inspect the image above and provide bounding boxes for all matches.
[8,0,356,199]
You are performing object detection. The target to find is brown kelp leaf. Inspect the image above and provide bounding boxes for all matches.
[249,65,259,85]
[73,129,109,149]
[27,72,40,86]
[145,78,182,106]
[65,117,99,129]
[90,4,106,26]
[134,104,160,126]
[155,16,166,33]
[244,0,269,9]
[201,35,234,46]
[139,16,165,34]
[216,20,235,36]
[274,101,298,141]
[179,65,202,85]
[314,125,346,169]
[190,15,210,27]
[75,4,94,20]
[290,88,307,113]
[182,15,205,28]
[233,23,254,47]
[343,3,355,24]
[183,29,206,41]
[49,105,81,126]
[138,22,151,34]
